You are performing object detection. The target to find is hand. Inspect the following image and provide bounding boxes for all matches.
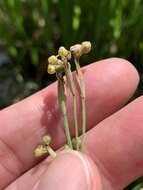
[0,58,141,190]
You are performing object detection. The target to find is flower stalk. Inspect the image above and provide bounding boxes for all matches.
[70,41,91,149]
[64,60,79,150]
[57,72,73,149]
[34,41,91,158]
[58,46,79,150]
[74,58,86,149]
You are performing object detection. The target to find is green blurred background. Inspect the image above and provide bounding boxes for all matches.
[0,0,143,188]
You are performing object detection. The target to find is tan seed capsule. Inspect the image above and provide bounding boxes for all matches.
[47,64,56,74]
[58,46,69,57]
[55,65,65,73]
[34,145,47,157]
[42,134,52,145]
[57,59,64,65]
[72,137,82,150]
[81,41,91,54]
[55,59,65,72]
[70,44,82,58]
[48,55,58,65]
[64,144,71,150]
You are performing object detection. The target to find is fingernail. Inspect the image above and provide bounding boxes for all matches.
[35,150,101,190]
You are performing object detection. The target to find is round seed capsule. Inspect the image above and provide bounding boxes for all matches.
[47,64,56,74]
[58,46,69,57]
[72,137,82,150]
[34,145,47,157]
[64,144,71,150]
[70,44,82,58]
[48,55,58,65]
[81,41,91,54]
[42,134,52,145]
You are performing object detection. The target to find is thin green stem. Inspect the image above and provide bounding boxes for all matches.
[74,58,86,150]
[64,61,79,150]
[57,72,73,149]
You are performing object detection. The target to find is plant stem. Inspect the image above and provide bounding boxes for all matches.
[47,146,57,158]
[74,58,86,150]
[57,72,73,149]
[64,61,79,150]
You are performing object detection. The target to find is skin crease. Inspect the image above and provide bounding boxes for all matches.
[0,58,142,189]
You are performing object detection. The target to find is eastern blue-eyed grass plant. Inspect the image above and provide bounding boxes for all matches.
[34,41,91,158]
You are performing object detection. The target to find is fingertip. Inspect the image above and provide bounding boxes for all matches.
[91,57,139,87]
[35,150,102,190]
[107,57,139,83]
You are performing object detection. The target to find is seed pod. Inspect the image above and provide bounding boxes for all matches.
[56,60,65,72]
[58,46,69,58]
[72,137,82,150]
[34,145,47,157]
[57,59,64,66]
[64,144,71,150]
[48,59,65,74]
[48,55,58,65]
[81,41,91,54]
[70,44,82,58]
[42,134,52,145]
[47,64,56,74]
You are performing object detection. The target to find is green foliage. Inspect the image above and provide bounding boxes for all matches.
[125,177,143,190]
[0,1,143,101]
[0,0,143,70]
[0,0,143,188]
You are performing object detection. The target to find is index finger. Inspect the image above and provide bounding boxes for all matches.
[0,58,139,189]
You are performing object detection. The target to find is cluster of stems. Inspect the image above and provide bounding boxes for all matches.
[47,41,91,151]
[34,41,91,158]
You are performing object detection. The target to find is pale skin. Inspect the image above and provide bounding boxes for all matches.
[0,58,143,190]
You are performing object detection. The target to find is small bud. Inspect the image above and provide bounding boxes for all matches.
[64,144,71,150]
[47,59,64,74]
[34,145,47,157]
[47,64,56,74]
[81,41,91,54]
[56,59,65,72]
[70,44,82,58]
[58,46,69,57]
[72,137,82,150]
[56,65,65,73]
[48,55,58,65]
[42,134,52,145]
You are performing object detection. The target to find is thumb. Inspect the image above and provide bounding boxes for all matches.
[34,150,102,190]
